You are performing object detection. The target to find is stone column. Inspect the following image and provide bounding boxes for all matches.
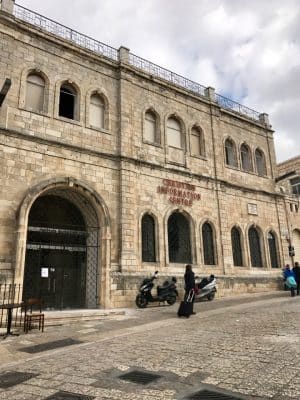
[259,113,270,126]
[118,46,130,64]
[1,0,15,14]
[205,86,216,101]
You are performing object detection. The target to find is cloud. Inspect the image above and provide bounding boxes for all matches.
[18,0,300,162]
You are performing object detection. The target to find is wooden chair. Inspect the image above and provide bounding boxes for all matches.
[23,298,45,333]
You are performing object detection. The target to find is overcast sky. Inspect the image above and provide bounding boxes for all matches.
[18,0,300,163]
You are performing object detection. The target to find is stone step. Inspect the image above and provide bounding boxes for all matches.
[43,309,126,326]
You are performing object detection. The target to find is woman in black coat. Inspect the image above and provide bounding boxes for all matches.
[184,264,196,314]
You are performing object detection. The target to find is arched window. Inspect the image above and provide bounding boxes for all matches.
[25,73,45,112]
[89,94,105,129]
[144,110,157,143]
[268,231,279,268]
[168,212,191,263]
[231,227,243,266]
[225,138,238,167]
[141,214,156,262]
[255,149,267,176]
[241,144,252,172]
[59,83,78,120]
[191,126,205,157]
[167,117,182,149]
[202,222,216,265]
[248,226,263,267]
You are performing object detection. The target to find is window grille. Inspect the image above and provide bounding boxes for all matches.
[191,127,204,157]
[90,94,104,129]
[225,139,237,167]
[144,111,157,143]
[255,149,266,176]
[248,226,263,267]
[25,73,45,112]
[241,144,252,172]
[167,117,182,149]
[141,214,156,262]
[168,213,191,263]
[231,227,243,266]
[268,232,279,268]
[202,222,215,265]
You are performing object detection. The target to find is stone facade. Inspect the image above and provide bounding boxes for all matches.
[0,1,290,308]
[277,156,300,264]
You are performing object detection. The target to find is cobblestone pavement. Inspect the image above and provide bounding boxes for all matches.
[0,292,299,400]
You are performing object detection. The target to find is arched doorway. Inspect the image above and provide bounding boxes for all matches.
[23,188,99,309]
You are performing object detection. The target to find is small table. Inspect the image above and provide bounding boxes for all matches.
[0,303,23,339]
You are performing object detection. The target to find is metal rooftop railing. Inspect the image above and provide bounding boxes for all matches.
[12,3,261,122]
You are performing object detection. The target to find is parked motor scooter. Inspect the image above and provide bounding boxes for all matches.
[135,271,178,308]
[194,274,217,302]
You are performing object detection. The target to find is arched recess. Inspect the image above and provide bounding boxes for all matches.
[267,230,279,268]
[292,229,300,261]
[248,225,264,267]
[14,177,111,309]
[167,210,192,264]
[141,212,157,263]
[231,225,244,266]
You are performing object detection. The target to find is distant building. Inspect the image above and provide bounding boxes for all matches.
[0,0,291,309]
[276,156,300,262]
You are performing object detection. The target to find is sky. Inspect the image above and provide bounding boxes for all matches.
[18,0,300,163]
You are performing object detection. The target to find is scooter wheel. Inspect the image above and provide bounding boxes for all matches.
[207,293,215,301]
[166,295,176,305]
[135,294,148,308]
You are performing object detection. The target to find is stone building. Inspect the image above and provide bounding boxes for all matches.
[0,0,290,309]
[276,156,300,263]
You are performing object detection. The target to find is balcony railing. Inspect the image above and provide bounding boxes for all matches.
[129,53,207,97]
[215,93,260,121]
[13,4,119,61]
[11,3,262,123]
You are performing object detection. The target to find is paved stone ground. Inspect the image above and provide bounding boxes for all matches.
[0,292,299,400]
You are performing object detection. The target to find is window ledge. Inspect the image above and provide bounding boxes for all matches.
[55,116,81,126]
[142,140,162,148]
[190,154,207,161]
[20,107,50,118]
[225,164,239,171]
[88,125,111,135]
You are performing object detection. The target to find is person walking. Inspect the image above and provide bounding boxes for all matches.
[293,262,300,296]
[184,264,196,315]
[283,264,297,297]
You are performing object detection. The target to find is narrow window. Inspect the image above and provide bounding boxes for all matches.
[225,139,237,167]
[168,212,191,263]
[142,214,156,262]
[231,227,243,266]
[202,222,215,265]
[90,94,104,129]
[167,117,182,149]
[255,149,266,176]
[290,177,300,195]
[268,231,278,268]
[248,226,263,267]
[25,73,45,112]
[144,111,157,143]
[241,144,252,172]
[191,127,204,157]
[59,83,77,120]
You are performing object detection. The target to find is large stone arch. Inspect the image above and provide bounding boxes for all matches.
[14,177,112,308]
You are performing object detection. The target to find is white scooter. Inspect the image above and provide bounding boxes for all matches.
[194,275,217,302]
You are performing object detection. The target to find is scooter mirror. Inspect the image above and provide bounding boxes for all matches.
[155,270,159,274]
